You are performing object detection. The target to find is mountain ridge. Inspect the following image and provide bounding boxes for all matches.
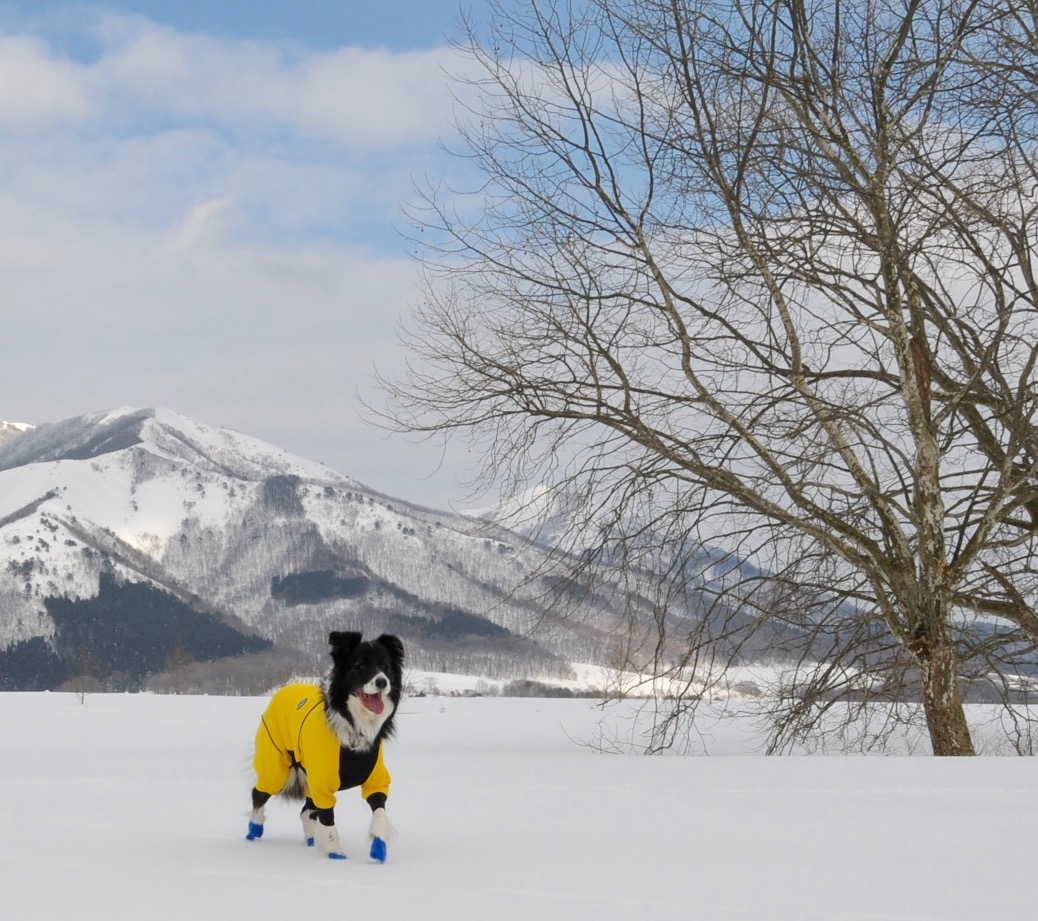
[0,419,33,450]
[0,407,621,691]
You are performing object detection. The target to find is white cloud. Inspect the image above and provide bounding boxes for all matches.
[286,46,456,145]
[0,34,90,130]
[36,12,460,148]
[0,10,471,241]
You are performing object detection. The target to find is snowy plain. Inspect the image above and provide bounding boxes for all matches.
[2,689,1035,921]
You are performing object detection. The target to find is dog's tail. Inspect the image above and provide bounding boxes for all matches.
[281,764,308,801]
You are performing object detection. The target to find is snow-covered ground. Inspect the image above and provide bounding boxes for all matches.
[2,691,1034,920]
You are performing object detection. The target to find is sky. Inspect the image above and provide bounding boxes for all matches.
[0,0,497,511]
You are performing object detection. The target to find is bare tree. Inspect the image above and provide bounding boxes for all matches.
[379,0,1038,754]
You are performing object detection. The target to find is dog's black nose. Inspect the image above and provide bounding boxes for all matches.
[375,676,388,690]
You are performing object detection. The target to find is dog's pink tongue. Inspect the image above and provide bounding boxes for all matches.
[361,692,385,715]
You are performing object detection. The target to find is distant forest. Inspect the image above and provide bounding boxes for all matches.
[0,571,269,691]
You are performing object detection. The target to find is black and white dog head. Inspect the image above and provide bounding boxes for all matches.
[323,631,404,751]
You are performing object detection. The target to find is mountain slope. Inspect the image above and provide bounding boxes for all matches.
[0,408,618,690]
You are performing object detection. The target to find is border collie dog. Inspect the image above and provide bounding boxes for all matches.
[246,631,404,861]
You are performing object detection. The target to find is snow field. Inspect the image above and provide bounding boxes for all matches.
[0,692,1034,920]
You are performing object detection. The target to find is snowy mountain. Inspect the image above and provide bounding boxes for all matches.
[465,484,580,549]
[0,419,33,449]
[470,482,768,594]
[0,408,620,692]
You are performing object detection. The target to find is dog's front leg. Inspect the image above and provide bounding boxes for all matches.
[310,806,346,860]
[313,823,346,860]
[367,793,392,863]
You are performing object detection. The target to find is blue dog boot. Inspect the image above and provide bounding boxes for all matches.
[369,836,387,863]
[368,806,390,862]
[246,821,264,841]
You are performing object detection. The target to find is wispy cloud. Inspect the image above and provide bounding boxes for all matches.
[165,196,237,252]
[1,10,460,145]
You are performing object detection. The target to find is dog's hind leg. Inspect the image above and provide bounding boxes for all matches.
[247,788,271,840]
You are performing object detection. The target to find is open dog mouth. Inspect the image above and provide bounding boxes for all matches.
[359,692,385,715]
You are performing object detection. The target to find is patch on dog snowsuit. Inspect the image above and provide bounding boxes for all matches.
[253,682,390,810]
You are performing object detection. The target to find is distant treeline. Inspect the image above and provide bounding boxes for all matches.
[0,571,269,691]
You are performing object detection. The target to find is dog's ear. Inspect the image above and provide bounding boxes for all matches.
[374,634,404,674]
[328,631,362,664]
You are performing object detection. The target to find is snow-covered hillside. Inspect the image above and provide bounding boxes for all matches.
[2,691,1034,921]
[0,408,624,689]
[0,419,33,448]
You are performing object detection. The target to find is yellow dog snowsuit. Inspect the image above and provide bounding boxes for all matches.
[253,682,390,812]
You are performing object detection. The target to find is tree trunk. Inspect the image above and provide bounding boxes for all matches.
[917,631,975,756]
